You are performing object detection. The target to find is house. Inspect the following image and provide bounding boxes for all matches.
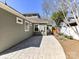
[0,2,53,52]
[66,17,77,26]
[23,13,49,35]
[60,17,79,40]
[0,2,34,52]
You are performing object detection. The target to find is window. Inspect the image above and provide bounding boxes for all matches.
[16,17,23,24]
[34,25,38,32]
[24,21,29,32]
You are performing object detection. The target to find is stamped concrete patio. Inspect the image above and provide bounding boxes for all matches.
[0,35,66,59]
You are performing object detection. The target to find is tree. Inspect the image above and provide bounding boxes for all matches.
[51,11,67,27]
[42,0,79,36]
[42,0,61,18]
[42,0,51,18]
[59,0,79,36]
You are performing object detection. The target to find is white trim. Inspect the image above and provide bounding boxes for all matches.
[24,20,29,32]
[16,17,23,24]
[29,23,32,26]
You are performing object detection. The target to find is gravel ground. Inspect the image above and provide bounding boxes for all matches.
[55,34,79,59]
[59,40,79,59]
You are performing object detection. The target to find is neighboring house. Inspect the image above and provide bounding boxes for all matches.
[60,17,79,40]
[44,18,56,34]
[23,13,56,35]
[23,13,49,35]
[66,17,77,26]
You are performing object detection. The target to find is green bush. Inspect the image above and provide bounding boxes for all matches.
[59,33,73,40]
[64,35,73,40]
[58,33,63,36]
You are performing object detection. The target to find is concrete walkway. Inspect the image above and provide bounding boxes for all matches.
[0,35,66,59]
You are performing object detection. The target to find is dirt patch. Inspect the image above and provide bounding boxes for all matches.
[55,35,79,59]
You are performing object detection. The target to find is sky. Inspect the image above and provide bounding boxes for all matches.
[0,0,43,15]
[0,0,79,17]
[0,0,79,39]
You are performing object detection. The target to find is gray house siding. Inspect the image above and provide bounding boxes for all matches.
[0,8,33,52]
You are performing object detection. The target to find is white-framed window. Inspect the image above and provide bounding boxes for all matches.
[24,20,29,32]
[16,17,23,24]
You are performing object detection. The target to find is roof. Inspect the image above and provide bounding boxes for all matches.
[64,17,76,23]
[0,2,49,24]
[47,19,56,26]
[68,17,74,19]
[23,13,40,18]
[0,2,31,22]
[26,17,48,24]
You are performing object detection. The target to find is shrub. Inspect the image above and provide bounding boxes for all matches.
[58,33,73,40]
[64,35,73,40]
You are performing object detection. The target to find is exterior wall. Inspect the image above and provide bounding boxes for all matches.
[0,8,33,52]
[60,23,79,40]
[33,24,47,35]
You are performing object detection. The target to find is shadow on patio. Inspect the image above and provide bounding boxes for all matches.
[0,35,43,56]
